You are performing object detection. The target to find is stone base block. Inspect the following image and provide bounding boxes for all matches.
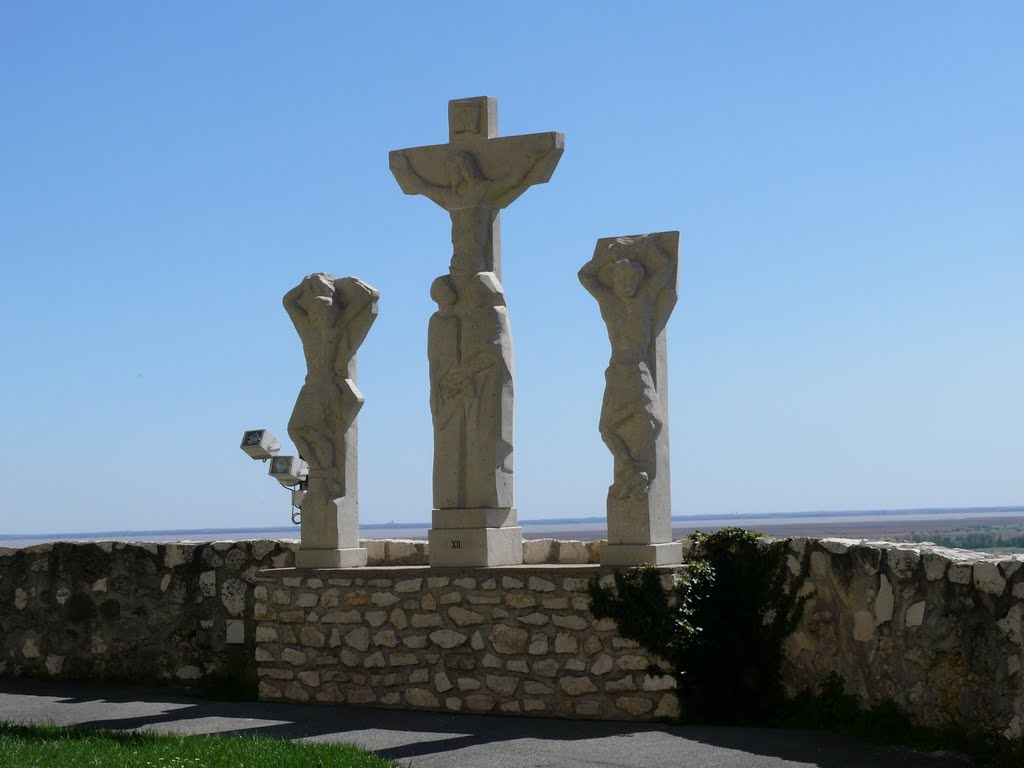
[255,561,681,721]
[428,526,523,567]
[295,547,368,569]
[432,507,517,529]
[600,541,682,567]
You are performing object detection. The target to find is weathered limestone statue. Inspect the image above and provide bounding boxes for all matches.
[428,272,514,509]
[391,96,563,566]
[284,272,379,568]
[579,232,682,566]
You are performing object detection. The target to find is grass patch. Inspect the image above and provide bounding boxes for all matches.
[0,722,398,768]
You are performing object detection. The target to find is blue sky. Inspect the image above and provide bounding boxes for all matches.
[1,2,1021,534]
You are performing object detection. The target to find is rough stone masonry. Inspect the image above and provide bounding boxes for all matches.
[3,537,1024,740]
[253,565,679,720]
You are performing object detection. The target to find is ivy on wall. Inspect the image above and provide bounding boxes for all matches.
[589,527,810,723]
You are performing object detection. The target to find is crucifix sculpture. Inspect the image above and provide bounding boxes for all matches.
[390,96,564,566]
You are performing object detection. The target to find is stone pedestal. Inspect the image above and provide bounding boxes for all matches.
[600,541,682,567]
[296,495,367,568]
[255,563,681,720]
[428,508,522,567]
[295,546,368,568]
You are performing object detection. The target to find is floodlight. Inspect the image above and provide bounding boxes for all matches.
[240,429,281,460]
[269,455,308,485]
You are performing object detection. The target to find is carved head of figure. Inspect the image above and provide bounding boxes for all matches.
[445,152,486,196]
[299,273,337,326]
[612,259,645,298]
[465,271,505,308]
[430,275,458,309]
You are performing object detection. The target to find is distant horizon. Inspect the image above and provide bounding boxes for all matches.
[4,504,1023,541]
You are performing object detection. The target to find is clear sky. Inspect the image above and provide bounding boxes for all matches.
[1,2,1021,535]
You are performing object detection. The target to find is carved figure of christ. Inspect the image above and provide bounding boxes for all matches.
[389,96,564,282]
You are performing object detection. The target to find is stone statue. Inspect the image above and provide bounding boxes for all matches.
[459,273,514,509]
[427,274,463,508]
[428,272,514,511]
[391,96,563,566]
[283,272,379,568]
[579,232,682,566]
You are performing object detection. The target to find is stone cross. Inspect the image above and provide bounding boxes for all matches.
[579,232,682,566]
[390,96,564,566]
[390,96,563,282]
[284,272,379,568]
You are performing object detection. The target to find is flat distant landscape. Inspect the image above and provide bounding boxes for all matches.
[3,507,1024,553]
[554,512,1024,553]
[675,515,1024,551]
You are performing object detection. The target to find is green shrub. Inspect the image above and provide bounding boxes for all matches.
[589,527,810,723]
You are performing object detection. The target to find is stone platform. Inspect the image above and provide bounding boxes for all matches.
[254,565,680,720]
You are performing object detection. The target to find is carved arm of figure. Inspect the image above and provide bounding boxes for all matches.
[390,151,451,198]
[578,255,612,304]
[450,352,498,395]
[486,146,542,201]
[283,282,310,326]
[335,277,380,363]
[432,363,476,425]
[484,137,562,209]
[430,382,461,429]
[284,273,337,326]
[642,241,678,331]
[643,241,676,298]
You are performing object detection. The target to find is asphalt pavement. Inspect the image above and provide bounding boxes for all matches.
[0,680,976,767]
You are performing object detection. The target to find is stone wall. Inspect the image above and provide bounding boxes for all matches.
[4,535,1024,739]
[783,537,1024,743]
[0,537,597,689]
[253,566,680,720]
[0,540,297,687]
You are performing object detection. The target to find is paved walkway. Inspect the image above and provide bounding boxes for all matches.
[0,680,975,767]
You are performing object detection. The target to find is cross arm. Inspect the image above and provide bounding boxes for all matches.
[389,143,453,208]
[389,131,564,211]
[477,131,564,209]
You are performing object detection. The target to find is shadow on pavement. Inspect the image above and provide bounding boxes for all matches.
[0,680,976,767]
[673,725,974,768]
